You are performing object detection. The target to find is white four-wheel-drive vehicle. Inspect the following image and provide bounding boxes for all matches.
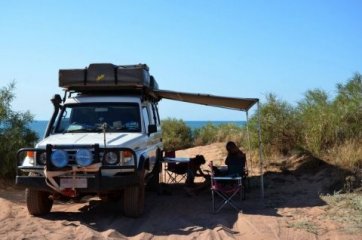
[16,63,163,217]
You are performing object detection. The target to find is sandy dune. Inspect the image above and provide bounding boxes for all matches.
[0,143,361,239]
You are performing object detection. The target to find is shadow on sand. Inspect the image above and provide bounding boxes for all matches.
[42,155,350,237]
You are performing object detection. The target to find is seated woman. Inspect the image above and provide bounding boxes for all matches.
[213,141,247,177]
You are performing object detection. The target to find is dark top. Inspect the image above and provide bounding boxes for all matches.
[225,150,246,176]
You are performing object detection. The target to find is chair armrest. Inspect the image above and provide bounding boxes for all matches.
[212,176,242,180]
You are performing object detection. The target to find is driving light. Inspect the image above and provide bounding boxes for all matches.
[104,151,118,165]
[75,149,93,166]
[51,150,68,168]
[37,152,47,165]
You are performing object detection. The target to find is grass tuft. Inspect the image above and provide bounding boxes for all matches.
[287,219,320,235]
[321,192,362,233]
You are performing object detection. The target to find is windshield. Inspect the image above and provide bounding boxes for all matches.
[54,103,141,133]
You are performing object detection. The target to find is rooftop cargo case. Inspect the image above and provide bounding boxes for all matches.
[59,63,158,91]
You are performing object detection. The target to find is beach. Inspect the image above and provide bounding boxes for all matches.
[0,143,360,239]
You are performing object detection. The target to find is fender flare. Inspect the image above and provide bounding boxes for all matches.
[138,148,162,172]
[156,148,163,162]
[137,155,147,171]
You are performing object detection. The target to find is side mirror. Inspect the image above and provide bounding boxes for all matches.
[148,124,157,134]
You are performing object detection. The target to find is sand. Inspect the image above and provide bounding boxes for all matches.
[0,143,361,239]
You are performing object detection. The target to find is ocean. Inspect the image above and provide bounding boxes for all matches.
[30,120,245,138]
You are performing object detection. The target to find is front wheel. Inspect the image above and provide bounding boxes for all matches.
[122,171,145,217]
[25,188,53,216]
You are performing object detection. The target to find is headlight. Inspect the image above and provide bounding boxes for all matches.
[37,152,47,165]
[103,151,119,165]
[120,150,135,166]
[75,149,93,166]
[51,150,68,168]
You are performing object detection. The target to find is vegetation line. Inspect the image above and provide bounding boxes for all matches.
[1,73,361,178]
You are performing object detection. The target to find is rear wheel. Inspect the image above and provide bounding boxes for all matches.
[122,171,145,217]
[26,188,53,216]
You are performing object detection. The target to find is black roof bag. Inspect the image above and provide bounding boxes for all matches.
[59,63,158,91]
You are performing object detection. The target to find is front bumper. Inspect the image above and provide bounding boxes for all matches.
[16,173,140,193]
[16,145,140,193]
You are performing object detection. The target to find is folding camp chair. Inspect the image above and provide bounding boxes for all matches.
[163,151,189,184]
[210,162,243,213]
[228,164,247,200]
[165,161,188,183]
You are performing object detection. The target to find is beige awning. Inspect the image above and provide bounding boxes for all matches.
[155,89,258,111]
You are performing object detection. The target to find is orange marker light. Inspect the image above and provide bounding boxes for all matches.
[26,151,35,158]
[122,151,132,158]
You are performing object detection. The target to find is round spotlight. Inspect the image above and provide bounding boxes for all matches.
[75,149,93,166]
[51,150,68,168]
[37,152,47,165]
[104,151,118,165]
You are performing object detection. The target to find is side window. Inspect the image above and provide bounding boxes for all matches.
[147,105,155,125]
[154,104,161,126]
[150,104,158,125]
[142,106,150,131]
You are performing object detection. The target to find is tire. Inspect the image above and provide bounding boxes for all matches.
[122,171,145,217]
[25,188,53,216]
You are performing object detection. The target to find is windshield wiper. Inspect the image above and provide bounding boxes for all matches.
[63,129,87,133]
[63,126,97,133]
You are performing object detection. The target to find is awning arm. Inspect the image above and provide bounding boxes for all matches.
[246,110,252,176]
[257,100,264,198]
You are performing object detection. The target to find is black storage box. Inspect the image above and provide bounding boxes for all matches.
[59,69,86,87]
[87,63,117,85]
[116,64,150,88]
[59,63,153,90]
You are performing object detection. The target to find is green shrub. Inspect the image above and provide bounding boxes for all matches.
[193,123,245,146]
[161,118,192,151]
[0,82,37,178]
[248,93,300,156]
[216,123,245,144]
[334,73,362,142]
[193,123,218,145]
[297,89,336,154]
[246,73,361,168]
[295,73,362,155]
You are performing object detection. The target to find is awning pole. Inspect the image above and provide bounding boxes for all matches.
[257,100,264,198]
[245,110,252,176]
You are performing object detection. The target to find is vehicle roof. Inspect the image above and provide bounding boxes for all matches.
[64,95,142,105]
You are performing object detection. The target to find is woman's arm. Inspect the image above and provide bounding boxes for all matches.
[196,167,206,177]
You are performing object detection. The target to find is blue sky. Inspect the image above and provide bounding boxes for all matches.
[1,0,361,120]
